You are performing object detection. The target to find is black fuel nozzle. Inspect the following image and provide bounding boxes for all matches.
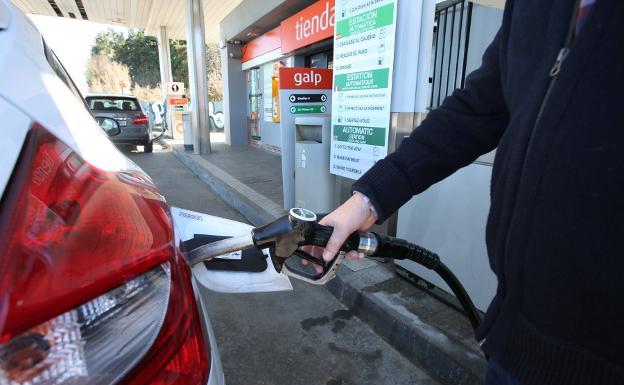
[251,208,360,273]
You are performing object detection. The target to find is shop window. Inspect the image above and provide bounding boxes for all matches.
[247,68,261,143]
[305,51,333,69]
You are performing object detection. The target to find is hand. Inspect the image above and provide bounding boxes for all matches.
[300,192,378,273]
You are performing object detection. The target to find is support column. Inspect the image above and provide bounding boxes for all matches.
[185,0,211,154]
[220,43,247,146]
[157,26,173,136]
[157,26,173,95]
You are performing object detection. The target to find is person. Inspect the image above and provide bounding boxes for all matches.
[313,0,624,384]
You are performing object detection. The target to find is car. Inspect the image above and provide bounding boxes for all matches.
[85,93,154,152]
[0,2,289,384]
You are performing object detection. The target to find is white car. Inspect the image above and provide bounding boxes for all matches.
[0,2,289,384]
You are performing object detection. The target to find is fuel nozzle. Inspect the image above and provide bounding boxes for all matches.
[251,208,318,264]
[251,208,361,274]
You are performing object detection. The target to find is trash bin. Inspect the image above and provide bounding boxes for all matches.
[294,115,334,214]
[182,111,193,151]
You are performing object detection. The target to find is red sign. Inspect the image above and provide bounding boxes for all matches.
[169,98,188,105]
[242,26,281,63]
[281,0,335,54]
[279,67,333,90]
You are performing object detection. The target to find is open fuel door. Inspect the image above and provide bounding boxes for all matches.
[171,207,292,293]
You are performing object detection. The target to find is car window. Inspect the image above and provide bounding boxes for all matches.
[86,98,140,111]
[43,41,85,106]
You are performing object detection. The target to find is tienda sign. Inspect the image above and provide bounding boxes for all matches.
[281,0,335,54]
[279,67,333,90]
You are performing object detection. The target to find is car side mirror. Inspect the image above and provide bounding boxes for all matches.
[96,117,121,137]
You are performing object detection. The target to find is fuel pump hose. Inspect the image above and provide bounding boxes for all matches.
[306,224,482,331]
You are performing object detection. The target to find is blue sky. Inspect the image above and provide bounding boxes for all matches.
[29,15,127,93]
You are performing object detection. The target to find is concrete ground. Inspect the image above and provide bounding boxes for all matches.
[123,141,440,385]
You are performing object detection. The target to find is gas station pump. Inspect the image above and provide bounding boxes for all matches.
[165,82,188,140]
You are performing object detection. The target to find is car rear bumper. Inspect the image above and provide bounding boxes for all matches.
[110,134,150,145]
[192,279,226,385]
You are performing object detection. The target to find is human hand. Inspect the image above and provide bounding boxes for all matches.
[300,192,377,273]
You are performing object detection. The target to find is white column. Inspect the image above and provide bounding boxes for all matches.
[157,26,173,136]
[157,26,173,94]
[185,0,211,154]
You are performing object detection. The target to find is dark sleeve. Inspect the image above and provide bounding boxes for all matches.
[352,31,509,223]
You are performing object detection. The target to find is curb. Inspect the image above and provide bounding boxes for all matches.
[327,264,486,385]
[173,144,486,385]
[172,145,286,226]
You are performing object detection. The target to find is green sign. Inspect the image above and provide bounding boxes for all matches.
[333,125,386,146]
[289,105,326,114]
[336,3,395,38]
[330,0,397,180]
[334,69,389,91]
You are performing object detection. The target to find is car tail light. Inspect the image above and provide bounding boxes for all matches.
[0,125,208,384]
[133,115,149,125]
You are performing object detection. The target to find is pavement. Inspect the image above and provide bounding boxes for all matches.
[123,141,441,385]
[169,139,488,385]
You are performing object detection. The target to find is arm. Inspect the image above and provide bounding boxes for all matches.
[353,31,509,222]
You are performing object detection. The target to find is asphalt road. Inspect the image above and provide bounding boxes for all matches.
[124,142,439,385]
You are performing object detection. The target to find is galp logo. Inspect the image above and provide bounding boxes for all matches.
[279,67,332,89]
[294,70,322,87]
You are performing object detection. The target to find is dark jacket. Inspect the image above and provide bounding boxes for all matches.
[352,0,624,384]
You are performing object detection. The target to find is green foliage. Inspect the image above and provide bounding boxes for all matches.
[114,30,160,87]
[89,28,223,100]
[170,39,189,90]
[91,29,124,58]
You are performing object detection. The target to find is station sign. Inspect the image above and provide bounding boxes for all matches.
[167,82,185,95]
[278,67,333,208]
[329,0,398,180]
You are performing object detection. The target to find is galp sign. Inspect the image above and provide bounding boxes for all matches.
[279,67,333,90]
[295,71,321,87]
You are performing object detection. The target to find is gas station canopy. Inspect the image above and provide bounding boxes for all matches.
[11,0,242,41]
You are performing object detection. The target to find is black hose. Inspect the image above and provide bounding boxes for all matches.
[433,262,482,331]
[304,224,482,330]
[372,233,482,331]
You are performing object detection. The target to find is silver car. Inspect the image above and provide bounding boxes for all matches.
[86,94,154,152]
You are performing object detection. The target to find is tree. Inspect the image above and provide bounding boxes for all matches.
[91,29,124,58]
[89,29,224,101]
[170,39,189,90]
[114,30,161,87]
[205,43,223,101]
[86,54,131,94]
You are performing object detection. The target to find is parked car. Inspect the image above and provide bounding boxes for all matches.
[0,2,288,384]
[85,93,154,152]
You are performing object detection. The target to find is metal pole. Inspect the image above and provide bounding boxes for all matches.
[430,12,440,109]
[436,8,448,107]
[185,0,211,154]
[446,4,456,97]
[460,2,473,89]
[454,1,465,90]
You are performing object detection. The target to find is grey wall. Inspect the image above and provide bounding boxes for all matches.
[221,43,248,146]
[465,4,503,73]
